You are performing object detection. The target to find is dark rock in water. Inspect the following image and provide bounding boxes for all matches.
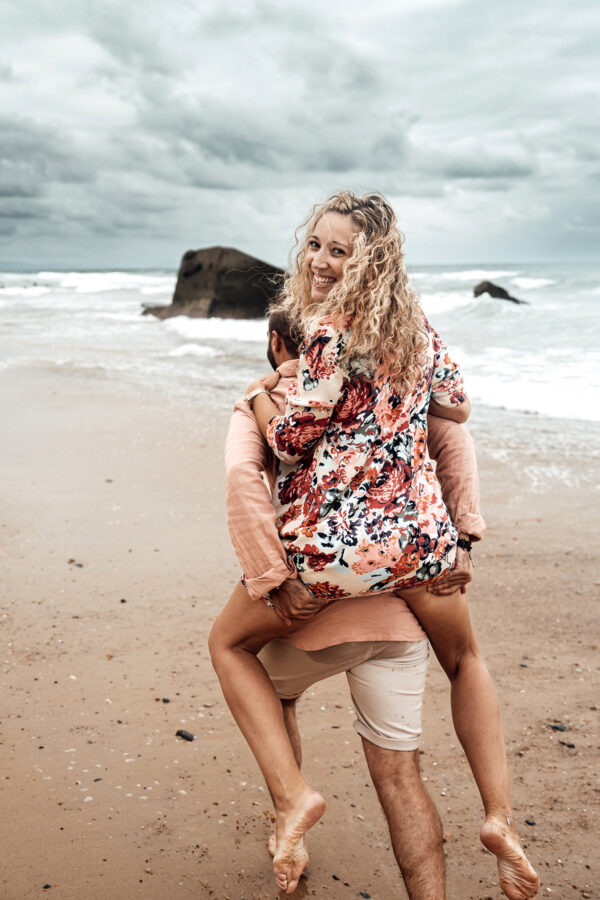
[143,246,284,320]
[473,280,527,305]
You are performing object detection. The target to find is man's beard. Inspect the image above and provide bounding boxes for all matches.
[266,341,277,371]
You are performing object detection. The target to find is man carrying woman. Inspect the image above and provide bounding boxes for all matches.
[210,191,539,898]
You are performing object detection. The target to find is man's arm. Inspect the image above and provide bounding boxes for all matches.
[427,415,485,542]
[224,400,294,601]
[427,416,486,595]
[225,394,321,623]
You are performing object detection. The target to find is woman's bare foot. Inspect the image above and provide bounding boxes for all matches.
[268,831,308,858]
[273,788,325,894]
[480,813,540,899]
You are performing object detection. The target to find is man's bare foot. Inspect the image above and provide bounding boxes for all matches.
[480,813,540,899]
[273,788,325,894]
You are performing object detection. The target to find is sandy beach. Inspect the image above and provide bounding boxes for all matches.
[1,367,598,900]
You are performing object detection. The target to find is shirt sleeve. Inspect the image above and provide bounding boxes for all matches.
[427,416,486,541]
[427,319,467,408]
[266,322,346,464]
[224,400,295,600]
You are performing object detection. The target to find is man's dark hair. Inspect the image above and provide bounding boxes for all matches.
[268,307,301,356]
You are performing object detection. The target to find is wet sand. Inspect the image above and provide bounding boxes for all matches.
[1,370,598,899]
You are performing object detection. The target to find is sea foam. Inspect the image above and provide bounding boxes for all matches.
[169,344,220,358]
[163,316,268,343]
[511,277,557,289]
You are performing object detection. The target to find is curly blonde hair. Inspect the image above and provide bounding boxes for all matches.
[272,190,427,390]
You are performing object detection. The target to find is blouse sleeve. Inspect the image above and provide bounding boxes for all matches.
[427,318,467,408]
[266,321,345,464]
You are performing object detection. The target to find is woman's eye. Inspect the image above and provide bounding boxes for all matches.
[308,240,320,249]
[332,248,345,255]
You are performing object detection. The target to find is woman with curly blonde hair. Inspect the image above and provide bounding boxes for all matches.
[209,191,539,898]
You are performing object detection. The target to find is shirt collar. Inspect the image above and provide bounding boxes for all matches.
[277,358,299,377]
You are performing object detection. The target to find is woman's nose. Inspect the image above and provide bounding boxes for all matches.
[312,247,327,267]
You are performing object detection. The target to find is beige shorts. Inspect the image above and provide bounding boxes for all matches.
[258,638,429,751]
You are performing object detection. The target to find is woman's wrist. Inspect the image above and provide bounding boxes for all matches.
[245,386,270,404]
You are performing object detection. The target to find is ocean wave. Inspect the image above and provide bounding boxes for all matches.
[169,344,220,358]
[411,269,518,284]
[420,291,476,316]
[0,285,52,297]
[443,269,519,282]
[2,265,597,424]
[511,277,556,289]
[33,271,175,294]
[163,316,268,343]
[141,284,175,295]
[460,345,599,421]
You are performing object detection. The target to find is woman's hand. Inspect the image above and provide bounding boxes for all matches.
[427,544,472,595]
[429,396,471,424]
[269,577,325,626]
[246,371,281,397]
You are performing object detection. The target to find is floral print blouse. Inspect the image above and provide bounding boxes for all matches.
[265,316,467,599]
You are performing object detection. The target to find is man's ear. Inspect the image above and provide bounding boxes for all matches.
[271,330,283,353]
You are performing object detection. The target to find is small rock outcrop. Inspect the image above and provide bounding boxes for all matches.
[143,247,285,319]
[473,280,527,305]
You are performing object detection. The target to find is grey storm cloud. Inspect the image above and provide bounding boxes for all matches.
[0,0,598,266]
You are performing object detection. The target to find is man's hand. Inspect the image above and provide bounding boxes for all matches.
[427,544,472,595]
[269,577,325,626]
[246,371,281,396]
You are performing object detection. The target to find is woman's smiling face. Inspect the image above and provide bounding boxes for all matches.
[305,211,358,302]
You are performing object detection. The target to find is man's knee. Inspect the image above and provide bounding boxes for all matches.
[280,697,299,727]
[362,740,422,796]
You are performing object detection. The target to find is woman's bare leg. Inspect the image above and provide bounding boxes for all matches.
[208,582,324,893]
[398,584,539,900]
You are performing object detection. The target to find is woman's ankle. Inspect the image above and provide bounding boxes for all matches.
[271,776,312,812]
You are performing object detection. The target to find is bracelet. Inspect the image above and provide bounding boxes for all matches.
[245,387,269,404]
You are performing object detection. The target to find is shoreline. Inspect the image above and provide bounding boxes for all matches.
[1,369,598,898]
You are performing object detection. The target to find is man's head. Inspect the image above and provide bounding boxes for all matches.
[267,308,301,370]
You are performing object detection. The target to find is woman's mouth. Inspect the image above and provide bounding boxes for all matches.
[313,274,336,287]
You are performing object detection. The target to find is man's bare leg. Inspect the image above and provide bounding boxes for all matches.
[399,585,539,899]
[362,739,446,900]
[281,698,302,766]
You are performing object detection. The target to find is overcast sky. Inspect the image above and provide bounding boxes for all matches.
[1,0,598,269]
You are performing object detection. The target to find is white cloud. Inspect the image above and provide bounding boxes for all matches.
[0,0,597,266]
